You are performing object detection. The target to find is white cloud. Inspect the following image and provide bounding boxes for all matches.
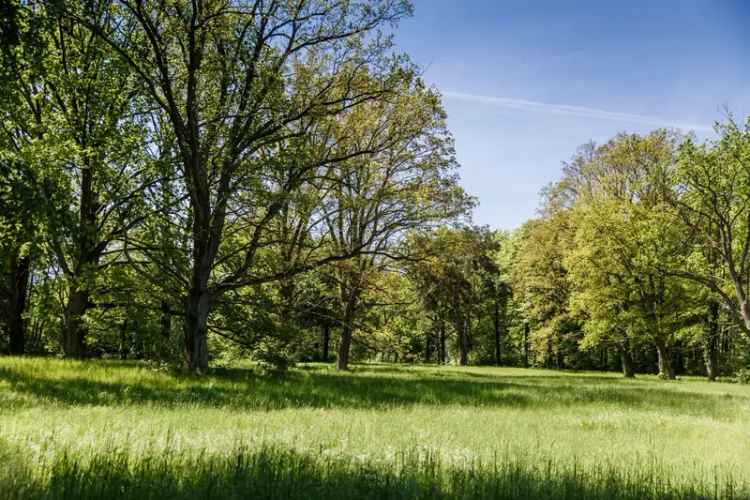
[442,90,713,133]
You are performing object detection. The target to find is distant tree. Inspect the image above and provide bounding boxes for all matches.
[406,226,497,366]
[511,210,580,369]
[321,80,469,369]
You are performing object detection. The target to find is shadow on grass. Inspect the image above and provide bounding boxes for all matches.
[0,360,743,417]
[0,442,741,500]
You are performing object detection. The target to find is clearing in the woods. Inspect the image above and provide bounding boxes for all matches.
[1,357,748,499]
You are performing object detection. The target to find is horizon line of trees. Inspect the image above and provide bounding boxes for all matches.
[511,120,750,380]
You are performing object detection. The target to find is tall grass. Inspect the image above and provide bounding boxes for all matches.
[0,357,749,498]
[1,443,745,500]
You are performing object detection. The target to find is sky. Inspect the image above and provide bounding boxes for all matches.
[394,0,750,230]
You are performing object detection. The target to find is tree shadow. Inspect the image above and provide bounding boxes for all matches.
[0,361,743,418]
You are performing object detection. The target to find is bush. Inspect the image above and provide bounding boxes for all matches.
[253,335,297,374]
[734,368,750,384]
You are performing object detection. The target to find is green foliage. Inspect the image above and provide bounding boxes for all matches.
[405,226,500,365]
[734,368,750,385]
[252,334,300,375]
[511,210,581,368]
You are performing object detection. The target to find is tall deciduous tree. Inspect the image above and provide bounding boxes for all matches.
[671,119,750,352]
[1,1,151,356]
[565,131,693,379]
[322,80,469,369]
[76,0,416,371]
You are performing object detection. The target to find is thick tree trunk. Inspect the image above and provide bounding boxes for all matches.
[322,324,330,362]
[63,285,89,357]
[7,252,31,355]
[62,160,100,359]
[184,288,210,372]
[618,345,635,378]
[182,220,217,372]
[655,339,675,380]
[336,293,357,370]
[703,300,720,381]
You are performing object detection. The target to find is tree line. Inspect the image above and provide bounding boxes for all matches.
[1,1,749,379]
[513,124,750,380]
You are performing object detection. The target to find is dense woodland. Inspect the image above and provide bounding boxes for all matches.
[1,0,750,380]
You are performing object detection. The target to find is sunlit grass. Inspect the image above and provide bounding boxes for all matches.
[1,357,749,498]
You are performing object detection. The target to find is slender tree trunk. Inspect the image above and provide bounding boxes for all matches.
[457,318,469,366]
[523,321,529,367]
[655,339,675,380]
[119,318,129,360]
[322,324,330,362]
[425,333,432,363]
[493,297,501,366]
[439,320,446,364]
[336,293,357,370]
[7,252,31,355]
[703,300,720,381]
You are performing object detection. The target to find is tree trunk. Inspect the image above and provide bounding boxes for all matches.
[336,293,357,370]
[62,285,89,357]
[618,345,635,378]
[62,159,100,359]
[493,297,501,366]
[655,339,675,380]
[323,324,331,363]
[523,321,530,367]
[457,319,469,366]
[184,288,210,372]
[425,333,432,363]
[119,319,129,360]
[336,286,360,370]
[337,321,353,370]
[7,252,31,355]
[703,300,720,381]
[439,320,446,364]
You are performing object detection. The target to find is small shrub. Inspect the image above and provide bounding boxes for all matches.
[734,368,750,384]
[253,336,297,374]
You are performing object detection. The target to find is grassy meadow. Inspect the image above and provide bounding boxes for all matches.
[1,357,749,499]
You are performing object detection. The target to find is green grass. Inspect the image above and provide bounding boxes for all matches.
[1,357,749,499]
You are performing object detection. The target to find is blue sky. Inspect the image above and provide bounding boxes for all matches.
[395,0,750,230]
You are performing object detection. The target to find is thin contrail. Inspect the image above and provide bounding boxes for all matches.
[442,90,713,133]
